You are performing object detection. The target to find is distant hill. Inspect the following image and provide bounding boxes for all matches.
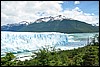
[1,15,99,33]
[1,21,30,31]
[18,16,99,33]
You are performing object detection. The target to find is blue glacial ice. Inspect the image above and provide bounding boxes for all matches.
[1,31,68,56]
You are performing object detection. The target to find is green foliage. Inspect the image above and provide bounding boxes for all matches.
[73,53,84,66]
[5,52,15,61]
[82,46,99,66]
[1,52,16,66]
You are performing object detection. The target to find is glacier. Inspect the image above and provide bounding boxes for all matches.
[2,31,96,57]
[1,31,69,56]
[1,31,98,61]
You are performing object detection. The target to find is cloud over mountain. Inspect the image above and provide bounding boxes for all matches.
[1,1,99,26]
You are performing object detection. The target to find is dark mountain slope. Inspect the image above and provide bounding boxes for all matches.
[18,19,99,33]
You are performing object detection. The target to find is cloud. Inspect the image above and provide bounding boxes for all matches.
[1,1,63,25]
[1,1,99,26]
[74,1,80,5]
[72,7,81,11]
[62,7,99,26]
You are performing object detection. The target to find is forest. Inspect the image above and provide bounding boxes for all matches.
[1,34,99,66]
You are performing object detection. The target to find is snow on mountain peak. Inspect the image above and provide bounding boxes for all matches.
[19,21,30,25]
[2,15,75,27]
[35,15,74,23]
[35,16,54,23]
[54,15,66,21]
[2,21,31,27]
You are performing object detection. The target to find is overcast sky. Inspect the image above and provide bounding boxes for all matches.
[1,1,99,26]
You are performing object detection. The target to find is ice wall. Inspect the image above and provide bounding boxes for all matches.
[1,31,68,56]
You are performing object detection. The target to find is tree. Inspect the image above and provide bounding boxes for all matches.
[91,34,99,45]
[32,46,53,66]
[82,47,99,66]
[1,52,16,66]
[5,52,15,61]
[73,53,84,66]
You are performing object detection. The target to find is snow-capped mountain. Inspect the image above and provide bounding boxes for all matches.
[1,15,99,33]
[2,21,30,27]
[1,21,31,31]
[35,15,74,23]
[18,21,30,25]
[1,15,73,28]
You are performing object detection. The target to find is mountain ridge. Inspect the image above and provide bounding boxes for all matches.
[18,19,99,33]
[1,15,99,33]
